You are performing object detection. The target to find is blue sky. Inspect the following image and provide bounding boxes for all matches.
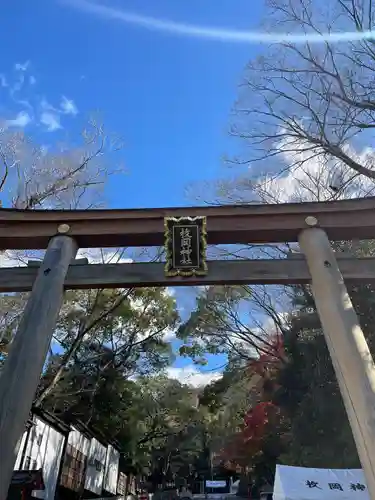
[0,0,267,385]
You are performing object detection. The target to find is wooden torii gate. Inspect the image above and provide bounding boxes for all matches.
[1,197,375,499]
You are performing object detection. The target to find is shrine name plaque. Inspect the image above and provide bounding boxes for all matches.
[164,216,208,277]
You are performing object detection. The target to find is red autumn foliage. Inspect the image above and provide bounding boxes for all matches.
[248,334,285,377]
[218,335,285,469]
[243,402,276,441]
[219,401,280,469]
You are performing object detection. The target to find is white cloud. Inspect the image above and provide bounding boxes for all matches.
[249,313,289,346]
[0,251,25,268]
[60,96,78,115]
[0,74,7,87]
[38,96,78,130]
[13,98,32,111]
[163,328,177,342]
[0,248,134,270]
[166,365,222,387]
[40,98,59,113]
[5,111,32,128]
[0,64,79,135]
[77,248,133,264]
[61,0,375,45]
[254,135,375,203]
[40,112,61,132]
[12,75,24,93]
[14,61,30,72]
[161,288,176,302]
[8,65,32,109]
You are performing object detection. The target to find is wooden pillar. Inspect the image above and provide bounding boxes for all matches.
[299,227,375,498]
[0,234,77,500]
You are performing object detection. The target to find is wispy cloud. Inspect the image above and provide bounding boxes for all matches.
[0,62,79,134]
[40,98,59,113]
[11,74,25,93]
[13,98,33,111]
[0,75,7,87]
[14,61,30,72]
[61,0,375,45]
[60,95,78,115]
[8,62,33,110]
[5,111,32,129]
[39,96,78,126]
[40,111,61,131]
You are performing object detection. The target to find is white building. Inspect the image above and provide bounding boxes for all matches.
[84,437,108,495]
[103,445,121,496]
[59,423,91,495]
[14,409,69,500]
[13,409,123,500]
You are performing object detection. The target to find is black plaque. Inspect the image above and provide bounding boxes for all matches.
[164,216,207,277]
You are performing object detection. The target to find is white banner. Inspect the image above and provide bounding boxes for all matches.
[273,465,369,500]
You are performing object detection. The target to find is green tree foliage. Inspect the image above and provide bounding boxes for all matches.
[42,362,201,474]
[35,286,178,405]
[27,285,187,474]
[273,241,375,467]
[0,293,27,366]
[118,375,202,475]
[275,306,359,468]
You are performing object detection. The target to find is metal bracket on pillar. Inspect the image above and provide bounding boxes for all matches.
[57,223,71,234]
[304,215,318,227]
[26,224,86,268]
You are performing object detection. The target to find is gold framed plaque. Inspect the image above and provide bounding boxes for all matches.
[164,216,208,277]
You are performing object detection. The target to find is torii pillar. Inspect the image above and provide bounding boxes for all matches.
[0,227,77,500]
[299,218,375,500]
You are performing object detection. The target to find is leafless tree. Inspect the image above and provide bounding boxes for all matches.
[229,0,375,201]
[178,283,289,367]
[0,116,123,210]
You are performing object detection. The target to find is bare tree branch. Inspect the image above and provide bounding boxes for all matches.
[229,0,375,196]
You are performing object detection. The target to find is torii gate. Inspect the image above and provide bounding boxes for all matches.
[0,197,375,499]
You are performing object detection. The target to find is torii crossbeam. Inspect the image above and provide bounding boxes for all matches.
[0,196,374,249]
[1,197,375,500]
